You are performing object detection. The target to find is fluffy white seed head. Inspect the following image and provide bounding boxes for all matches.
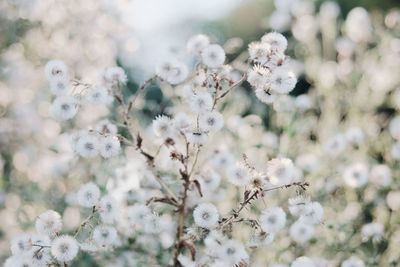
[199,111,224,132]
[75,132,100,158]
[77,182,101,207]
[35,210,62,236]
[51,235,79,262]
[187,34,210,56]
[49,77,70,96]
[93,225,118,247]
[153,115,174,138]
[226,164,250,186]
[266,158,299,186]
[247,65,270,90]
[217,239,249,265]
[188,91,213,113]
[299,202,324,225]
[45,60,68,81]
[50,96,78,121]
[269,68,297,94]
[260,207,286,233]
[193,203,219,229]
[10,233,32,255]
[96,119,118,135]
[156,60,188,85]
[290,221,315,244]
[261,32,288,53]
[85,85,113,105]
[343,163,369,188]
[201,44,226,68]
[99,195,118,224]
[99,135,121,158]
[103,66,127,85]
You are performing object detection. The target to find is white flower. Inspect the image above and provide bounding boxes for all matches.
[193,203,219,229]
[51,235,79,262]
[31,234,51,248]
[217,239,249,265]
[127,204,151,226]
[269,68,297,94]
[225,164,250,186]
[288,195,310,217]
[93,225,118,247]
[370,164,392,187]
[45,60,68,81]
[201,44,226,68]
[199,111,224,132]
[30,246,52,266]
[187,34,210,56]
[4,256,37,267]
[255,88,277,104]
[50,96,78,121]
[10,233,32,255]
[261,32,288,53]
[211,151,235,170]
[247,65,270,89]
[345,7,372,43]
[361,223,384,242]
[188,91,213,113]
[343,163,369,188]
[387,190,400,211]
[85,85,113,105]
[260,207,286,233]
[185,130,208,145]
[77,182,101,207]
[389,116,400,140]
[35,210,62,236]
[49,77,70,95]
[153,115,174,138]
[96,119,118,135]
[345,127,364,145]
[173,112,192,131]
[99,195,118,224]
[324,134,347,155]
[299,202,324,225]
[290,221,314,244]
[291,256,316,267]
[341,256,365,267]
[248,42,272,64]
[156,60,188,85]
[199,169,221,191]
[266,158,298,186]
[75,132,100,158]
[99,136,121,158]
[103,66,127,85]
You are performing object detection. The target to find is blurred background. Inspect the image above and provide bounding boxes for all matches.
[1,0,400,265]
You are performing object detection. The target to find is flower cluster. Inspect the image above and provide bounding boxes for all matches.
[248,32,297,104]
